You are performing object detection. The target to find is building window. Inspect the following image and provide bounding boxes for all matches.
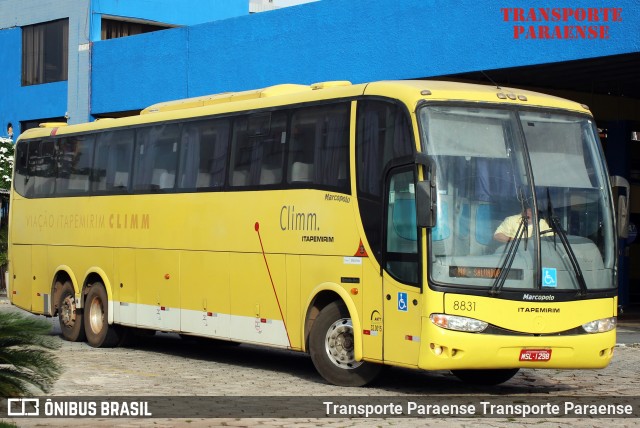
[101,18,170,40]
[22,19,69,86]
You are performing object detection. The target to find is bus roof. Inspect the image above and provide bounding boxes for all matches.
[363,80,591,114]
[19,80,591,140]
[139,81,354,114]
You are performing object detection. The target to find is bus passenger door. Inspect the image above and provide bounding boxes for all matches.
[382,166,423,366]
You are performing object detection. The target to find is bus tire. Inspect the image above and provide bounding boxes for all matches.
[58,281,86,342]
[84,282,122,348]
[309,301,381,386]
[451,368,520,385]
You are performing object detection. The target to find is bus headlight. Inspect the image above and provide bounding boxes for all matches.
[430,314,488,333]
[582,317,616,333]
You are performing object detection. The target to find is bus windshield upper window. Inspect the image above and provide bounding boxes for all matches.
[419,105,615,293]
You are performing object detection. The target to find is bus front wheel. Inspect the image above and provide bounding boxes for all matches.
[451,368,520,385]
[309,301,381,386]
[58,281,86,342]
[84,282,122,348]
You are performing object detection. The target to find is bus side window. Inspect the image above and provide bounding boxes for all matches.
[55,136,94,195]
[386,168,419,285]
[92,130,134,193]
[133,124,180,191]
[178,118,230,190]
[315,105,349,190]
[31,139,56,197]
[356,100,413,264]
[229,112,286,188]
[288,103,350,191]
[229,118,251,187]
[14,140,32,197]
[288,109,315,183]
[259,113,286,185]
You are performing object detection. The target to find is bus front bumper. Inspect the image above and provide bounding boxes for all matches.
[418,318,616,370]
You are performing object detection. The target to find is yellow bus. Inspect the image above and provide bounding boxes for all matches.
[9,80,624,386]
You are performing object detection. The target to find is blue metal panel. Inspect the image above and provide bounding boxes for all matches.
[92,28,190,114]
[12,83,68,122]
[91,0,640,115]
[3,0,639,121]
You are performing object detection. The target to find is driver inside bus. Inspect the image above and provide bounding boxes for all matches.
[493,208,553,243]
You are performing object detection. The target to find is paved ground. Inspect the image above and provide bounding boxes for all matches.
[1,295,639,427]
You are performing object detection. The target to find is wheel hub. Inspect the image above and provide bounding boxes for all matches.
[324,318,363,369]
[88,296,104,334]
[60,295,77,328]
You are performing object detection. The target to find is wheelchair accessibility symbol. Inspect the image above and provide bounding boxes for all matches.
[398,292,408,312]
[542,268,557,288]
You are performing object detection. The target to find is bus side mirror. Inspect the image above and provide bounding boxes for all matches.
[415,155,437,228]
[611,175,630,239]
[416,181,436,227]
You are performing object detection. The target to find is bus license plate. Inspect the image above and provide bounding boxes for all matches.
[519,349,552,362]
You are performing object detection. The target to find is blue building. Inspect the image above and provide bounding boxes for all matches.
[1,0,638,130]
[0,0,248,132]
[1,0,640,305]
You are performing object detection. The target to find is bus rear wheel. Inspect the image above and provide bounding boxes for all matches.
[84,282,122,348]
[309,301,381,386]
[451,368,520,385]
[58,281,86,342]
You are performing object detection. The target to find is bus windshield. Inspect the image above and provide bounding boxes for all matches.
[419,105,616,294]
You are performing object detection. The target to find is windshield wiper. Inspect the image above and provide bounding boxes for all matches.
[545,187,588,296]
[490,213,528,296]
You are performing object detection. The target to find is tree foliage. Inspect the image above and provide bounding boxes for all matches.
[0,138,13,191]
[0,311,61,397]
